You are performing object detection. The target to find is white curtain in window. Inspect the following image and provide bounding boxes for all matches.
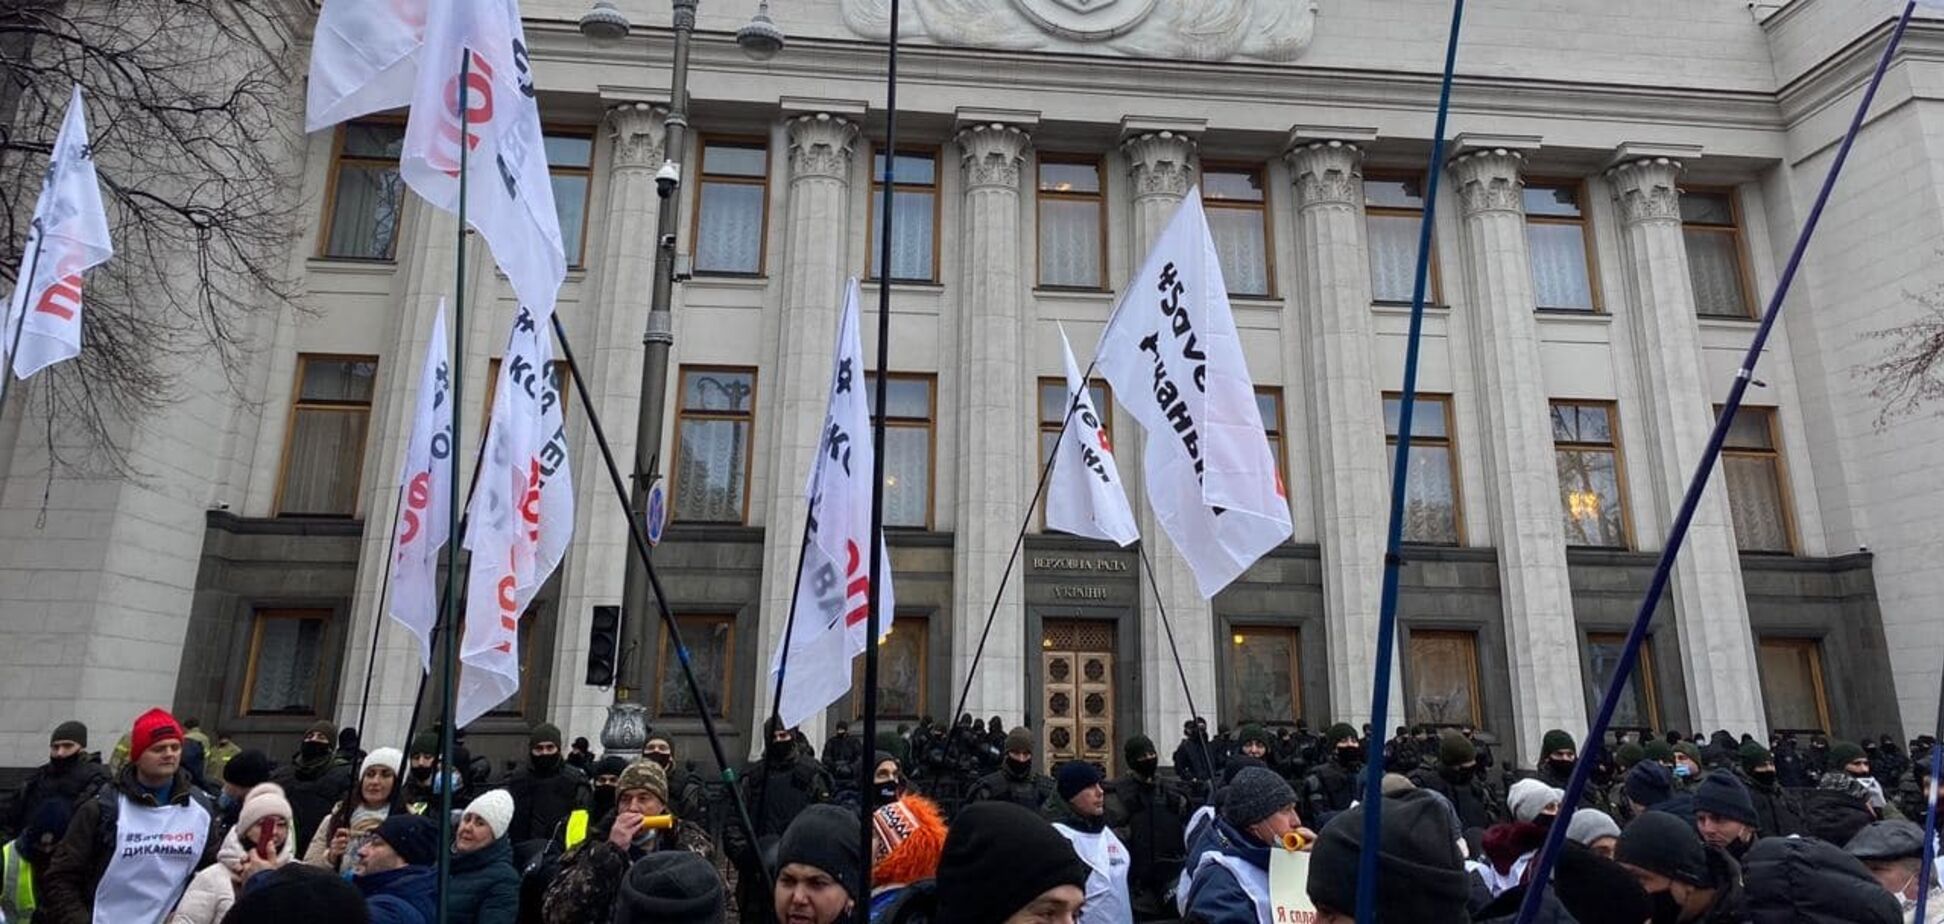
[1528,224,1594,309]
[1366,214,1420,302]
[882,425,930,527]
[250,619,323,713]
[874,191,935,280]
[1206,208,1269,296]
[1684,229,1748,317]
[675,419,748,522]
[1039,200,1101,288]
[327,166,403,259]
[1723,455,1791,551]
[281,410,367,515]
[696,183,765,274]
[1401,445,1459,544]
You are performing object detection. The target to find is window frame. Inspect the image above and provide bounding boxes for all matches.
[1680,185,1758,320]
[854,616,928,721]
[866,145,944,284]
[239,608,333,717]
[670,365,760,525]
[1224,624,1303,727]
[1200,161,1276,298]
[274,353,380,519]
[1716,404,1798,554]
[1034,154,1109,291]
[690,135,773,277]
[1756,636,1832,735]
[654,613,737,719]
[1362,169,1443,305]
[1404,628,1483,730]
[1256,386,1286,492]
[1584,631,1661,735]
[1550,399,1635,549]
[543,125,597,269]
[1523,177,1603,313]
[864,372,939,529]
[1038,376,1114,529]
[1383,391,1465,546]
[317,118,407,261]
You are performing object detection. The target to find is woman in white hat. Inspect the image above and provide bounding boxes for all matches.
[449,788,520,924]
[303,747,405,874]
[167,783,295,924]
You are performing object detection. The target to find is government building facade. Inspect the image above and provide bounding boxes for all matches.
[0,0,1935,772]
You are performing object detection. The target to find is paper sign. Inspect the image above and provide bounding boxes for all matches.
[1269,847,1317,924]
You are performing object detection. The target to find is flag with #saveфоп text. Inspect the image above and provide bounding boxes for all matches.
[1094,188,1291,598]
[6,86,112,380]
[387,302,451,673]
[1045,323,1139,547]
[769,279,896,729]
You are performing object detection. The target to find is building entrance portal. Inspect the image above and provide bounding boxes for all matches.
[1041,619,1117,776]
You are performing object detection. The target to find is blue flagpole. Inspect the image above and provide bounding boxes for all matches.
[1355,2,1465,921]
[1512,5,1919,921]
[1918,743,1942,922]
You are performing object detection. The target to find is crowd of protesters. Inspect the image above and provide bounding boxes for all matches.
[0,706,1937,924]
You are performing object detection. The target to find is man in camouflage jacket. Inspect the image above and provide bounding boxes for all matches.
[539,759,737,924]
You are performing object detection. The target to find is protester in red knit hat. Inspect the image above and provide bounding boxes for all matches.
[868,794,947,923]
[38,707,221,924]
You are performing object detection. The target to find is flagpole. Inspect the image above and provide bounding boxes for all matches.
[1132,542,1217,791]
[0,224,48,409]
[402,428,495,747]
[547,312,771,883]
[355,484,406,741]
[1917,741,1942,923]
[767,522,816,734]
[1513,5,1917,922]
[1358,2,1464,921]
[863,0,902,881]
[435,49,471,924]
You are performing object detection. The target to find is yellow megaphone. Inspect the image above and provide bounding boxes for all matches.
[1281,830,1309,852]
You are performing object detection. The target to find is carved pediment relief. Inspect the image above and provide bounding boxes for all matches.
[841,0,1317,63]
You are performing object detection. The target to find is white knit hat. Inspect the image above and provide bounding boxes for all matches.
[237,782,294,839]
[362,747,403,778]
[465,788,514,840]
[1507,777,1564,824]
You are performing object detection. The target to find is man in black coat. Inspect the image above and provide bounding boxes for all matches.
[270,718,356,850]
[966,727,1057,814]
[1407,729,1497,834]
[1172,719,1211,785]
[4,720,109,870]
[733,717,832,924]
[1732,742,1802,838]
[821,720,864,799]
[1302,723,1363,827]
[500,722,590,848]
[1105,734,1188,921]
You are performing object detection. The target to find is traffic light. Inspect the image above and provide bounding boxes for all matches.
[586,605,621,686]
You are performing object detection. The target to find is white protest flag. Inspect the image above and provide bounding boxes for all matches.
[387,302,452,673]
[304,0,424,132]
[1045,323,1139,547]
[455,309,574,727]
[769,279,897,729]
[1095,189,1291,598]
[399,0,566,321]
[6,86,112,380]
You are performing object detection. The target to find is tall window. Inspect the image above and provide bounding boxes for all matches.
[1525,180,1599,311]
[1551,401,1630,548]
[243,609,330,715]
[865,374,936,528]
[870,149,939,283]
[1406,630,1480,728]
[1203,166,1272,296]
[657,614,734,718]
[1384,393,1462,545]
[1585,632,1659,735]
[673,367,757,523]
[322,122,406,260]
[1365,174,1441,304]
[1039,377,1113,529]
[1682,189,1755,319]
[1227,626,1302,725]
[857,618,928,720]
[1757,637,1830,734]
[277,355,378,517]
[546,131,594,267]
[1037,157,1105,289]
[694,139,770,275]
[1256,388,1286,481]
[1719,406,1794,553]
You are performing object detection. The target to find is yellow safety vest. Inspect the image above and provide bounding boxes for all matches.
[2,839,36,920]
[564,809,590,850]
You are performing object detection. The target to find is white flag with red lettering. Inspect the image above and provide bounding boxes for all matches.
[387,302,451,673]
[6,86,112,380]
[455,309,574,727]
[399,0,565,321]
[1046,324,1139,547]
[304,0,424,132]
[769,279,896,729]
[1095,189,1291,597]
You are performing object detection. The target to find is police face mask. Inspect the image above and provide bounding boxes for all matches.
[591,784,617,819]
[1132,755,1160,779]
[766,737,796,761]
[299,738,331,761]
[409,763,434,783]
[646,751,673,769]
[1005,756,1033,776]
[1648,889,1683,924]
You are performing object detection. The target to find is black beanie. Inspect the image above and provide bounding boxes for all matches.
[1056,761,1103,802]
[776,804,864,899]
[1305,790,1470,922]
[1624,761,1673,808]
[1324,723,1358,746]
[1221,766,1296,830]
[592,755,629,779]
[1542,729,1576,756]
[935,802,1089,924]
[222,863,371,924]
[50,721,87,748]
[1438,730,1475,767]
[1237,724,1273,749]
[1739,742,1773,774]
[374,813,440,866]
[529,723,563,750]
[1615,810,1712,888]
[1828,740,1865,768]
[410,730,441,758]
[223,749,273,789]
[616,850,725,924]
[1122,734,1156,767]
[1004,727,1034,755]
[1693,770,1758,827]
[1553,840,1652,924]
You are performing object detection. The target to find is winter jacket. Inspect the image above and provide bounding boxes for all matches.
[500,764,590,847]
[1175,737,1213,783]
[1409,765,1499,834]
[448,835,520,924]
[1301,760,1360,827]
[1733,769,1805,838]
[967,766,1058,816]
[1797,785,1877,847]
[1181,817,1270,924]
[36,766,221,924]
[1468,883,1574,923]
[1535,763,1610,814]
[1689,845,1749,924]
[270,755,356,851]
[4,758,109,867]
[165,813,297,924]
[1105,771,1189,919]
[540,815,731,924]
[357,865,439,924]
[1741,834,1899,924]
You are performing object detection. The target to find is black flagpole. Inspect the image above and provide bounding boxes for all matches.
[435,49,471,924]
[862,0,902,885]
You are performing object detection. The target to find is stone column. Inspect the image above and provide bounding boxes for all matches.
[1448,148,1586,758]
[1606,156,1765,734]
[549,102,668,737]
[951,122,1032,719]
[1283,139,1401,726]
[1120,129,1218,739]
[754,112,859,742]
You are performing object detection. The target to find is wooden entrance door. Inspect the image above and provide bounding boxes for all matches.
[1041,619,1116,775]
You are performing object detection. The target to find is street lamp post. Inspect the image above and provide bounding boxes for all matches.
[580,0,785,759]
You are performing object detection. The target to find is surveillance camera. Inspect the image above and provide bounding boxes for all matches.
[655,160,680,199]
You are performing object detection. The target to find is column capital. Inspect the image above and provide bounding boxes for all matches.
[787,112,859,182]
[1606,157,1685,226]
[606,102,669,170]
[956,122,1032,192]
[1448,148,1526,217]
[1122,131,1198,201]
[1284,139,1364,210]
